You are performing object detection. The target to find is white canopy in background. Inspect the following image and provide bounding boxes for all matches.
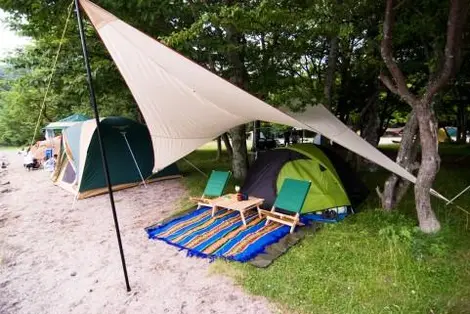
[79,0,449,202]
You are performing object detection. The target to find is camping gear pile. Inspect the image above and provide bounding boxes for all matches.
[29,136,61,161]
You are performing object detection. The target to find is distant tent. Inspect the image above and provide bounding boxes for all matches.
[438,128,451,143]
[30,115,85,160]
[241,144,369,213]
[43,114,90,131]
[43,114,90,140]
[445,126,457,138]
[52,117,181,199]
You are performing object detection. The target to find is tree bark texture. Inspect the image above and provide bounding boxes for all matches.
[252,120,261,152]
[229,125,248,181]
[379,0,469,233]
[357,93,381,171]
[216,136,222,161]
[414,104,441,232]
[224,9,249,181]
[324,36,339,110]
[221,133,233,158]
[377,111,420,211]
[457,102,468,143]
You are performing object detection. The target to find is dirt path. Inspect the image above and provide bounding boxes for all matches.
[0,151,274,314]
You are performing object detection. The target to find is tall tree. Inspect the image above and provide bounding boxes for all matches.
[379,0,469,233]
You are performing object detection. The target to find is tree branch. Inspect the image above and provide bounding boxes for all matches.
[423,0,470,104]
[379,73,399,95]
[380,0,417,106]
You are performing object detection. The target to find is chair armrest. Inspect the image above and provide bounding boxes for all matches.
[190,196,211,203]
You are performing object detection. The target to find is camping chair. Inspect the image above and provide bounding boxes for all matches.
[190,170,231,209]
[258,178,311,233]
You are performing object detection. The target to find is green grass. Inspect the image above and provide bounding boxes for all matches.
[176,149,233,211]
[213,211,470,313]
[379,142,470,158]
[176,141,256,210]
[0,146,19,151]
[178,143,470,313]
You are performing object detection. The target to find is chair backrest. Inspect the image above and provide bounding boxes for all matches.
[203,170,231,197]
[274,178,311,213]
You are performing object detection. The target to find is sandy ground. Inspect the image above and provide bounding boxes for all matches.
[0,150,275,314]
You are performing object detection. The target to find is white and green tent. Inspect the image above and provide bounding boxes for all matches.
[52,116,180,199]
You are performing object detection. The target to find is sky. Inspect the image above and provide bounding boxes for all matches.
[0,9,32,58]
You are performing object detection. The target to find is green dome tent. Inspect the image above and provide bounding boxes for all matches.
[52,117,181,199]
[241,144,368,213]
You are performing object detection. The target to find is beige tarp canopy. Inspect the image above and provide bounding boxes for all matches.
[79,0,448,202]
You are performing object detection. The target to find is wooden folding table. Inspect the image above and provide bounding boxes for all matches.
[209,193,264,226]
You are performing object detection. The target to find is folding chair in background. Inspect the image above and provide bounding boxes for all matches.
[258,178,311,233]
[190,170,231,209]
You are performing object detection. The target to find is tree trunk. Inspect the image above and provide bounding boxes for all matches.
[221,133,233,158]
[252,120,261,152]
[320,35,339,147]
[463,111,468,143]
[379,0,469,232]
[324,36,339,110]
[377,110,420,211]
[216,136,222,161]
[457,101,468,143]
[223,13,249,180]
[414,103,441,233]
[229,125,248,181]
[357,93,381,171]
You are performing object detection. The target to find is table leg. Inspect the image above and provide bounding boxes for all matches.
[240,211,247,226]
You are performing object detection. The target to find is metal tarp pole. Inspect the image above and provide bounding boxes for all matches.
[74,0,131,292]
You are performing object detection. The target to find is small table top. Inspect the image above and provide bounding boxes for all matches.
[210,193,264,211]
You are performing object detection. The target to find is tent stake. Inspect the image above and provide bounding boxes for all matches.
[121,132,147,188]
[74,0,131,292]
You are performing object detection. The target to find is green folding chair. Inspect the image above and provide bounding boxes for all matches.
[258,178,311,233]
[190,170,231,209]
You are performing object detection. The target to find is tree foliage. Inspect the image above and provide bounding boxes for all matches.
[0,1,468,182]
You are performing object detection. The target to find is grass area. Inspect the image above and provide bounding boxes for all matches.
[0,146,19,151]
[176,141,255,210]
[213,210,470,313]
[178,144,470,313]
[176,149,233,211]
[379,142,470,158]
